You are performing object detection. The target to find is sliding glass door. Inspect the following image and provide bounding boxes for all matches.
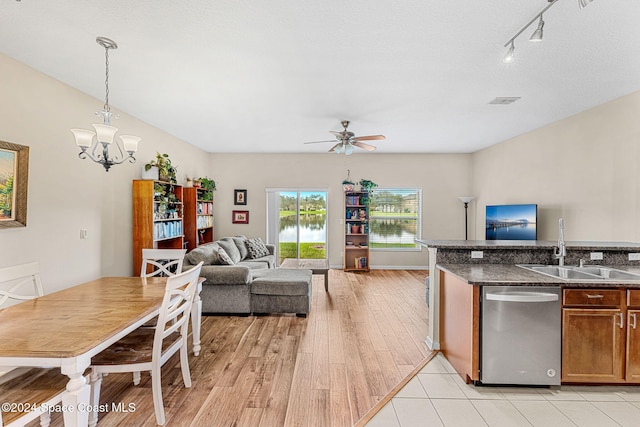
[267,190,327,263]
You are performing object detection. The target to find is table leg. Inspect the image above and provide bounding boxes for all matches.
[191,281,202,356]
[324,271,329,292]
[61,368,90,427]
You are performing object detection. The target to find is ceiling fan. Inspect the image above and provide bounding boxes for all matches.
[304,120,385,155]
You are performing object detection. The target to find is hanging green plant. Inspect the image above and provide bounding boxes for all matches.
[198,177,216,201]
[359,179,378,191]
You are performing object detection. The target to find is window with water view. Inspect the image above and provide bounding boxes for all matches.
[369,188,421,250]
[278,191,327,262]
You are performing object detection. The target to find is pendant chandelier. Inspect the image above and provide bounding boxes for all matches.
[71,37,140,172]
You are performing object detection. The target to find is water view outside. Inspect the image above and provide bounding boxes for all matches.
[279,192,326,261]
[369,189,420,249]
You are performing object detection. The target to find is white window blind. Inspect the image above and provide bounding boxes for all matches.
[369,188,421,250]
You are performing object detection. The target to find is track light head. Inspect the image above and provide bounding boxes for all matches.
[529,16,544,42]
[503,41,515,63]
[578,0,594,9]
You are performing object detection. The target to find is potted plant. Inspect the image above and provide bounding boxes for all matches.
[359,179,378,192]
[145,152,177,184]
[342,170,355,191]
[198,177,216,201]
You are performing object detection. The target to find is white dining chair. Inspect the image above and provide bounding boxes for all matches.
[0,261,44,308]
[140,248,187,277]
[0,262,61,427]
[140,248,202,355]
[88,262,203,426]
[0,367,68,427]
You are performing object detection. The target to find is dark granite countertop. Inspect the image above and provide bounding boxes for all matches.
[417,239,640,251]
[437,263,640,288]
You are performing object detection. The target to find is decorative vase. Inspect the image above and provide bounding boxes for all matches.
[343,184,354,192]
[351,225,360,234]
[142,166,159,180]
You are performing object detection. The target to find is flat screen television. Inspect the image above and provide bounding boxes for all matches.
[485,204,537,240]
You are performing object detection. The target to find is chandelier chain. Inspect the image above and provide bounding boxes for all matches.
[104,46,110,112]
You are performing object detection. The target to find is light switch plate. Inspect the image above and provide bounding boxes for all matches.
[471,251,484,259]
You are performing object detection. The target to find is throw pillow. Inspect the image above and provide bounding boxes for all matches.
[216,247,234,265]
[185,243,219,265]
[217,238,242,264]
[246,237,270,259]
[232,235,249,260]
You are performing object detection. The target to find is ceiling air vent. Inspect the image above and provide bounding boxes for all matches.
[488,97,521,105]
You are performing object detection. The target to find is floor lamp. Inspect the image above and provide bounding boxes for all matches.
[459,197,474,240]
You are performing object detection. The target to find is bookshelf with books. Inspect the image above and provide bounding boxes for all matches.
[344,191,370,272]
[183,187,214,251]
[132,180,184,275]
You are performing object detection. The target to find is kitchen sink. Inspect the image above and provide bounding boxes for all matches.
[516,264,640,282]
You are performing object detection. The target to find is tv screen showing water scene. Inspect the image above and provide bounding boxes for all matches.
[485,204,537,240]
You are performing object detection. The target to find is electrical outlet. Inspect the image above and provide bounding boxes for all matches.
[471,251,484,259]
[629,253,640,261]
[590,252,603,261]
[80,229,88,239]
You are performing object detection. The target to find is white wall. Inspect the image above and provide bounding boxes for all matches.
[210,153,472,268]
[0,53,211,293]
[472,90,640,242]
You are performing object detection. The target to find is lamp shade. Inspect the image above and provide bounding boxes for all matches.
[459,196,474,204]
[71,129,96,148]
[92,123,118,145]
[119,135,141,153]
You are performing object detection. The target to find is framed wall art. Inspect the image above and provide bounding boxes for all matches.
[232,210,249,224]
[234,189,247,205]
[0,141,29,229]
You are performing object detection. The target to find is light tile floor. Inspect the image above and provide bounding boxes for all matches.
[366,353,640,427]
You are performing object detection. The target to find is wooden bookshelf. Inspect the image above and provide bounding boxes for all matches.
[132,180,184,275]
[183,187,214,251]
[344,191,370,272]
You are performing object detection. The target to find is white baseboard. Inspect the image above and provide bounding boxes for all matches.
[329,264,429,270]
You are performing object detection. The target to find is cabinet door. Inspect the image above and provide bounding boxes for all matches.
[562,308,625,383]
[627,309,640,382]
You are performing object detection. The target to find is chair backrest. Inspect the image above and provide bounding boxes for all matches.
[153,261,203,363]
[140,249,187,277]
[0,262,44,308]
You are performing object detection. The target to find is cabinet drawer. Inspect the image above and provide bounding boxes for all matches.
[628,290,640,308]
[563,289,623,307]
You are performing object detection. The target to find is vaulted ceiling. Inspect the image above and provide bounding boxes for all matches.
[2,1,639,154]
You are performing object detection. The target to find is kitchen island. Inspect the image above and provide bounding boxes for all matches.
[417,239,640,385]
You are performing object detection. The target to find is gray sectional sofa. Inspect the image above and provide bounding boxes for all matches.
[183,236,276,314]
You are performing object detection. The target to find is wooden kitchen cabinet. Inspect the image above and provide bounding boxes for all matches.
[562,307,625,383]
[627,290,640,382]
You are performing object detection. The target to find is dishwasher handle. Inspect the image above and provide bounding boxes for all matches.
[485,291,559,303]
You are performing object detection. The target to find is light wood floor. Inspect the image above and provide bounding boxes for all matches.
[44,269,431,426]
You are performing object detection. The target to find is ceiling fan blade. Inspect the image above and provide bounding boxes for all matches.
[304,140,339,144]
[328,143,342,153]
[353,141,377,151]
[353,135,386,141]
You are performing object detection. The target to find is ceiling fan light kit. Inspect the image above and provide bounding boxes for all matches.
[304,120,385,155]
[502,0,597,64]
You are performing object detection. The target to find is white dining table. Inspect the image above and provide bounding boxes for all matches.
[0,276,202,427]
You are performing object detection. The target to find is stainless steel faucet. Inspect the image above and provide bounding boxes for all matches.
[554,218,566,266]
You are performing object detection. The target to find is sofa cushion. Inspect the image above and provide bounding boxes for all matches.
[217,238,242,264]
[246,237,270,259]
[232,236,249,260]
[217,247,234,265]
[185,243,220,265]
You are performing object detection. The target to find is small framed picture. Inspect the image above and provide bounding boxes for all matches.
[232,210,249,224]
[234,189,247,205]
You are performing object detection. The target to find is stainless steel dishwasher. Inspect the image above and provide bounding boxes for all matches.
[481,286,561,386]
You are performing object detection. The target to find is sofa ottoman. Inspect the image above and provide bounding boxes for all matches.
[250,269,312,317]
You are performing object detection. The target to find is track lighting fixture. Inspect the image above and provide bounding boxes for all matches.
[529,15,544,42]
[503,41,515,63]
[502,0,597,63]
